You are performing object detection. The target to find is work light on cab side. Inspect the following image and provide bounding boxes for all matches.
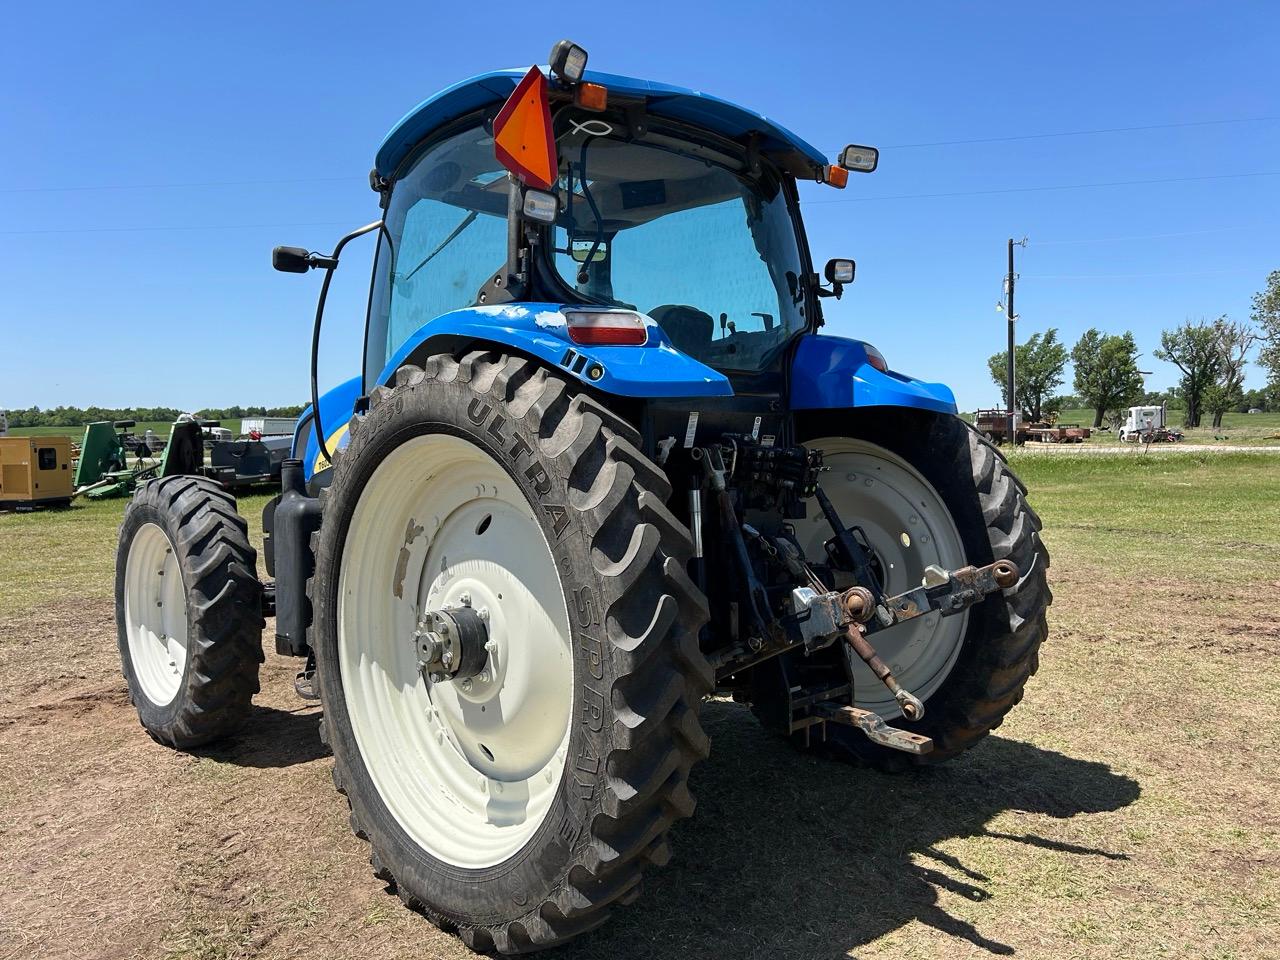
[113,39,1050,955]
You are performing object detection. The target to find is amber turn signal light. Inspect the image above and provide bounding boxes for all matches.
[575,82,608,112]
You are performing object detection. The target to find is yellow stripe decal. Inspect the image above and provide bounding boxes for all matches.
[313,421,350,474]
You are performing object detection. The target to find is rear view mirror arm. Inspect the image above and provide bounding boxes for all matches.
[303,221,384,466]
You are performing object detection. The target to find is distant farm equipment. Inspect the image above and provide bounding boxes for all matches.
[207,435,291,489]
[0,436,74,510]
[73,420,205,500]
[71,417,296,500]
[973,408,1090,445]
[238,416,297,437]
[1025,422,1091,444]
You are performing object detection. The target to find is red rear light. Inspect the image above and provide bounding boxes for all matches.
[565,310,648,346]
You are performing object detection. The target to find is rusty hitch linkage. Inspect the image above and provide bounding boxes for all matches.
[793,558,1020,723]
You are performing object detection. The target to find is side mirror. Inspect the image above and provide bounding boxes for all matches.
[272,246,313,273]
[825,259,855,284]
[838,144,879,173]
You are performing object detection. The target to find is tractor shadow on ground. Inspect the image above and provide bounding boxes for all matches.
[556,700,1140,960]
[197,703,327,769]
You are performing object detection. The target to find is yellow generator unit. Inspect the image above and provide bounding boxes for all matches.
[0,436,74,509]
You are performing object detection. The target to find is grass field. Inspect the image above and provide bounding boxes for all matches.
[1,453,1277,959]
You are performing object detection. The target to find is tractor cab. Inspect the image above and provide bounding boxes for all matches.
[364,60,847,387]
[350,48,890,407]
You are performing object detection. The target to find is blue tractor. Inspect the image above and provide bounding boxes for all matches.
[114,42,1049,953]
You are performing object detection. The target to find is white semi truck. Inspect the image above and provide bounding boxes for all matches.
[1118,403,1183,442]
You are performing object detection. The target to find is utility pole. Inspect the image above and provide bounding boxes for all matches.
[1002,237,1027,443]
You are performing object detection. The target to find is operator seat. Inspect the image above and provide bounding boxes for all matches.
[650,304,714,357]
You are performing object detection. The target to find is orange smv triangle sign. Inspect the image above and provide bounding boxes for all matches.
[493,66,558,191]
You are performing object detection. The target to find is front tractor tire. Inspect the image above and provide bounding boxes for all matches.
[115,476,265,748]
[309,351,711,953]
[761,412,1050,770]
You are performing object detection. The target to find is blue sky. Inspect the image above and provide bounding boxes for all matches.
[2,1,1277,412]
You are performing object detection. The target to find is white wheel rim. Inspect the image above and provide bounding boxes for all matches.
[123,522,188,706]
[338,433,573,869]
[799,438,969,719]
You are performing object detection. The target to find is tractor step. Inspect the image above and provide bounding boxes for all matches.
[810,701,934,755]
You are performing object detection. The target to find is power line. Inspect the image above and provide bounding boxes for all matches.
[1033,225,1257,245]
[808,170,1280,204]
[1022,267,1259,280]
[884,115,1280,149]
[0,176,361,195]
[0,220,352,236]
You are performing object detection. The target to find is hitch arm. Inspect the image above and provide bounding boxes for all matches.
[844,560,1020,630]
[839,558,1018,720]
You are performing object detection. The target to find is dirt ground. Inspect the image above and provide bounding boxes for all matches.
[2,456,1277,960]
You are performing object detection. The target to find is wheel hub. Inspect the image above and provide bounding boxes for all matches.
[416,605,490,684]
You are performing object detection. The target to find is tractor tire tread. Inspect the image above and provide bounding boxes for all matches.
[312,351,710,953]
[117,476,263,749]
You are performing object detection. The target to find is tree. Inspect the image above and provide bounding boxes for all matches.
[987,328,1069,422]
[1154,319,1225,428]
[1070,328,1145,428]
[1253,270,1280,398]
[1204,319,1258,428]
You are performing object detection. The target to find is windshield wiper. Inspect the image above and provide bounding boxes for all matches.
[401,210,478,281]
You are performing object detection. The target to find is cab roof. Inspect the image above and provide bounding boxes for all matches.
[374,68,829,182]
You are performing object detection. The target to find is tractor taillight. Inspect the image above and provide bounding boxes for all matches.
[564,310,648,346]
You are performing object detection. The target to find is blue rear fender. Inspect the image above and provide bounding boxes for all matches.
[298,327,955,484]
[293,374,362,482]
[790,334,958,416]
[376,303,732,400]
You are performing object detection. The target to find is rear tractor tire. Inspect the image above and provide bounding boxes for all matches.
[756,412,1050,770]
[309,351,711,953]
[115,475,265,748]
